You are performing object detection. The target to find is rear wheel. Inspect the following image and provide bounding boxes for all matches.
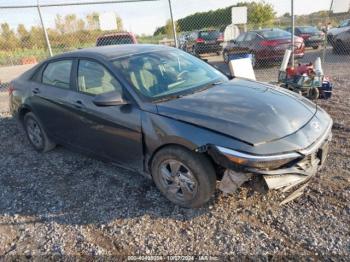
[312,45,319,50]
[24,112,56,152]
[151,146,216,208]
[192,46,199,56]
[251,53,257,68]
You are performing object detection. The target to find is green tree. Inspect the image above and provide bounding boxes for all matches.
[86,12,99,30]
[154,1,277,35]
[245,1,276,28]
[165,19,179,37]
[17,24,31,49]
[116,15,124,31]
[0,23,19,50]
[55,14,65,34]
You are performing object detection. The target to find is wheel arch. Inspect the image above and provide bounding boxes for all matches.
[146,140,217,179]
[18,105,32,124]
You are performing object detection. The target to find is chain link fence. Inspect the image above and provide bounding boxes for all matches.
[0,0,350,90]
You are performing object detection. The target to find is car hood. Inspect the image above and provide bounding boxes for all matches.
[328,26,350,36]
[156,78,317,145]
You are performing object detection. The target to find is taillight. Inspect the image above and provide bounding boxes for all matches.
[299,33,311,40]
[8,83,15,96]
[196,38,205,43]
[259,40,279,47]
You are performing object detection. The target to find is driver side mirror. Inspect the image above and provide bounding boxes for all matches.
[93,91,128,106]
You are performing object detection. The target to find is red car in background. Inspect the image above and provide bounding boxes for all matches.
[223,28,305,67]
[286,26,325,49]
[96,32,137,46]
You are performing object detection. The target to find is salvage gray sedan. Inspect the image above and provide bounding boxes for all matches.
[9,45,332,207]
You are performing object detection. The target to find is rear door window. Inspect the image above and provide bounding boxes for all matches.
[298,27,318,34]
[42,60,72,89]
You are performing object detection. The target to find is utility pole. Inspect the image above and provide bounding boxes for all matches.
[37,0,53,56]
[168,0,178,48]
[323,0,334,63]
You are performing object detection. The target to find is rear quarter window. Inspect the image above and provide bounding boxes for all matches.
[198,31,220,40]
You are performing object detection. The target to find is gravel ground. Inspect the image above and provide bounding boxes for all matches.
[0,64,349,260]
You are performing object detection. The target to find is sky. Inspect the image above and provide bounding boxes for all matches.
[0,0,341,35]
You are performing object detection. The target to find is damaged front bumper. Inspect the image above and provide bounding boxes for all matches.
[210,125,332,205]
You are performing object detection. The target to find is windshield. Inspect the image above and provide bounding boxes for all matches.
[199,31,220,40]
[298,27,319,33]
[112,49,227,100]
[339,20,350,28]
[260,29,291,39]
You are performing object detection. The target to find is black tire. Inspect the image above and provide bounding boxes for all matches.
[308,87,320,100]
[333,40,343,54]
[223,51,229,63]
[312,46,319,50]
[192,46,199,57]
[151,146,216,208]
[23,112,56,153]
[251,53,257,68]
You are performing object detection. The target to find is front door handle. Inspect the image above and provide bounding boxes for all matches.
[32,88,40,94]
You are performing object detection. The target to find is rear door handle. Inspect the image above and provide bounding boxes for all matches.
[32,88,40,94]
[73,100,85,109]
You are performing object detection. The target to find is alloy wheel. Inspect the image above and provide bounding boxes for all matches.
[26,118,44,149]
[159,160,198,202]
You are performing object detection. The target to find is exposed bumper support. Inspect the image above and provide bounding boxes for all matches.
[214,132,331,204]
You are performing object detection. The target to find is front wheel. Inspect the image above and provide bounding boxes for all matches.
[223,51,229,63]
[250,53,257,68]
[151,146,216,208]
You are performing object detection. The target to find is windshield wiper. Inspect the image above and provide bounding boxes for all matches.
[154,80,224,103]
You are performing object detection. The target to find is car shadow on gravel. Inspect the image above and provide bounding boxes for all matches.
[0,115,213,226]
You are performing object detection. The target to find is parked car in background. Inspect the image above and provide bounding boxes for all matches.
[332,28,350,54]
[96,32,137,46]
[9,45,332,208]
[223,28,305,67]
[286,26,325,49]
[182,29,224,56]
[327,19,350,44]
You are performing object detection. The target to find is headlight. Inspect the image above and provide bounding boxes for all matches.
[216,146,302,169]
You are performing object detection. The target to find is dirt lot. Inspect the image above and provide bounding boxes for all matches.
[0,53,349,260]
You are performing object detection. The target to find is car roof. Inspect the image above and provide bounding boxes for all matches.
[253,28,285,33]
[50,44,173,61]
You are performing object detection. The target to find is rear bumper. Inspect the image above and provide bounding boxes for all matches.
[256,49,304,61]
[304,39,323,47]
[196,44,223,54]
